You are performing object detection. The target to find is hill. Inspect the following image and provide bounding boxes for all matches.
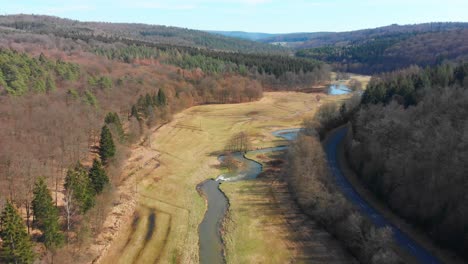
[261,23,468,49]
[296,29,468,74]
[0,14,286,54]
[292,23,468,73]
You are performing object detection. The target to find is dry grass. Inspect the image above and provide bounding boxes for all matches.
[98,91,351,264]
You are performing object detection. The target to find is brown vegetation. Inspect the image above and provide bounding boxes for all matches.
[0,32,263,262]
[286,113,400,264]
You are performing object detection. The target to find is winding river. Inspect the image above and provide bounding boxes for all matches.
[197,128,301,264]
[197,85,351,264]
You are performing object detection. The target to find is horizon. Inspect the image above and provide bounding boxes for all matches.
[3,13,467,35]
[3,0,468,34]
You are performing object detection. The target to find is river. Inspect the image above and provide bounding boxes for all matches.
[197,128,301,264]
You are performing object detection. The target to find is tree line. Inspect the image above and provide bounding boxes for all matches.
[347,62,468,260]
[287,112,400,264]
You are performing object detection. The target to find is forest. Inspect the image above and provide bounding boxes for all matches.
[95,44,329,89]
[296,29,468,74]
[0,11,337,261]
[0,14,286,54]
[0,28,270,262]
[262,22,468,48]
[346,62,468,259]
[287,105,400,263]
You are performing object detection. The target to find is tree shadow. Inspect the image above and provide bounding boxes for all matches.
[230,165,356,263]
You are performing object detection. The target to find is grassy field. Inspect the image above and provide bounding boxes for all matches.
[99,91,357,264]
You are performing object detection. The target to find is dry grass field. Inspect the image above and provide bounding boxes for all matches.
[97,90,358,264]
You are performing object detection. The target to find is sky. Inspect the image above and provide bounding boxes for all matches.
[2,0,468,33]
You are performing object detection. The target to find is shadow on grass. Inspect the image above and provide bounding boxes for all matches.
[229,163,356,263]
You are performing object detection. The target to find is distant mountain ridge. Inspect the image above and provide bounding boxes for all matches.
[264,22,468,49]
[207,22,468,49]
[206,30,279,41]
[207,23,468,74]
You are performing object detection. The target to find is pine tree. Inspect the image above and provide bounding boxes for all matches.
[33,78,46,93]
[131,105,140,121]
[42,204,63,251]
[64,163,95,213]
[0,201,35,264]
[88,159,109,194]
[32,178,64,250]
[0,71,8,89]
[32,178,52,229]
[45,75,56,92]
[99,125,116,165]
[38,53,47,64]
[157,89,167,106]
[145,94,152,108]
[105,112,125,141]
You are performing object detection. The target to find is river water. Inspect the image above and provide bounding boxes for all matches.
[197,85,352,263]
[197,128,301,264]
[328,84,352,95]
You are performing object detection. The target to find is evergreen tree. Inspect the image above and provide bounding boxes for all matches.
[0,201,35,264]
[42,204,63,251]
[131,105,140,121]
[0,71,8,89]
[98,76,112,89]
[145,94,152,107]
[32,178,64,250]
[88,159,109,194]
[33,78,46,93]
[105,112,125,141]
[38,53,47,64]
[84,90,98,107]
[99,125,116,165]
[157,89,167,106]
[64,163,95,213]
[32,178,52,229]
[45,75,56,92]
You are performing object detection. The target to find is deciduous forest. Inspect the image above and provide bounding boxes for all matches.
[0,14,330,263]
[347,63,468,259]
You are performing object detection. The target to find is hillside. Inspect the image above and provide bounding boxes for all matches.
[261,22,468,48]
[0,14,286,54]
[294,24,468,73]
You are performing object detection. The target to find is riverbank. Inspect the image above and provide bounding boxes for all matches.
[221,149,355,263]
[96,92,351,263]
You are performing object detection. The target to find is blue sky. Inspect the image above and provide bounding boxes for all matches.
[2,0,468,33]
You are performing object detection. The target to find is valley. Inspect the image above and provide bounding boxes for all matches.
[0,4,467,263]
[95,91,353,263]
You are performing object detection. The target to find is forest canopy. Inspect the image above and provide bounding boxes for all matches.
[347,62,468,259]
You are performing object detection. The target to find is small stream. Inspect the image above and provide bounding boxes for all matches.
[197,128,302,264]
